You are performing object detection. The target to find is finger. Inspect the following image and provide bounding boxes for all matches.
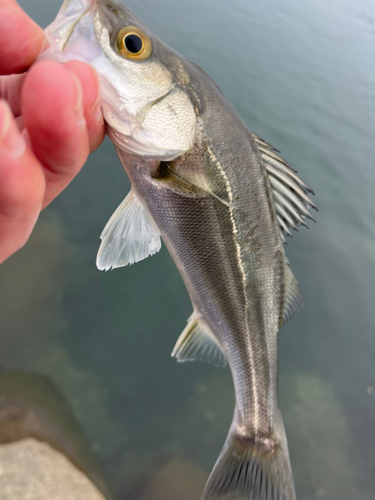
[63,61,105,153]
[0,73,26,117]
[0,0,45,74]
[0,100,45,264]
[22,61,90,207]
[1,64,105,143]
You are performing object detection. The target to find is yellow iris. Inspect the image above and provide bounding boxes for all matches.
[116,26,152,60]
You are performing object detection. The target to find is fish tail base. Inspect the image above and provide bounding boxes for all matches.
[202,427,296,500]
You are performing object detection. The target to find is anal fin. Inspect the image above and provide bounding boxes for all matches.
[171,314,227,368]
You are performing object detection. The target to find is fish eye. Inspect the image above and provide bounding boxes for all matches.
[116,26,152,60]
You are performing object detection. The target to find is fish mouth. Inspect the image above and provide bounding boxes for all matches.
[60,7,93,50]
[58,0,95,13]
[58,0,117,15]
[42,0,99,61]
[43,0,123,58]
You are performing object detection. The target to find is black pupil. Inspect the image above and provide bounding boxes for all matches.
[125,34,143,54]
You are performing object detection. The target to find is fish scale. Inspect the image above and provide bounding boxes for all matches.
[41,1,316,498]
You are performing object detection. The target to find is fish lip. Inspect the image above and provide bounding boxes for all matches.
[57,0,96,20]
[43,0,103,63]
[59,0,95,13]
[61,6,93,50]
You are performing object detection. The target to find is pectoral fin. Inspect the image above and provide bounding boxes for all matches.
[96,190,161,271]
[172,313,227,367]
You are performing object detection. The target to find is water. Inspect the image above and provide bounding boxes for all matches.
[1,0,375,498]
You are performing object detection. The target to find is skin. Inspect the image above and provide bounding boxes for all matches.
[11,2,312,496]
[0,0,105,264]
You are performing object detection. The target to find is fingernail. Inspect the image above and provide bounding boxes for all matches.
[70,74,86,128]
[0,101,26,158]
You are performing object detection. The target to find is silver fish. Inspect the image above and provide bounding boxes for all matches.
[42,1,317,498]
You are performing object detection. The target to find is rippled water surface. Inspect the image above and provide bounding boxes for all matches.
[1,0,375,498]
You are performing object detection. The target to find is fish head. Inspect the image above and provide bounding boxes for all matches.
[42,0,197,159]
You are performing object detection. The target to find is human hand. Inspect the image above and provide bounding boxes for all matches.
[0,0,105,264]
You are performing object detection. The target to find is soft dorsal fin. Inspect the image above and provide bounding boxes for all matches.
[253,133,317,243]
[281,259,303,325]
[96,190,161,271]
[171,313,227,367]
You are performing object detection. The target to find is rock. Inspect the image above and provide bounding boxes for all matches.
[127,455,209,500]
[0,438,107,500]
[0,371,113,500]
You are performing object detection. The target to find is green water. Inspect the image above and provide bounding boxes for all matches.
[1,0,374,498]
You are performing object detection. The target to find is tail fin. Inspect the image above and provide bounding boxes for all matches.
[202,420,296,500]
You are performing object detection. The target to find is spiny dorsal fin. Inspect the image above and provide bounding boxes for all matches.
[253,133,317,243]
[171,313,227,367]
[96,190,161,271]
[282,259,303,326]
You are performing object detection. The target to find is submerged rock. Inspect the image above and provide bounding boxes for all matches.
[0,438,107,500]
[0,208,128,486]
[280,373,373,500]
[126,455,208,500]
[0,371,113,500]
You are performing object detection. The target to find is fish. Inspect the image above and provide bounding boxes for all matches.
[41,1,317,499]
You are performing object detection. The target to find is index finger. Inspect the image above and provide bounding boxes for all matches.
[0,0,45,74]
